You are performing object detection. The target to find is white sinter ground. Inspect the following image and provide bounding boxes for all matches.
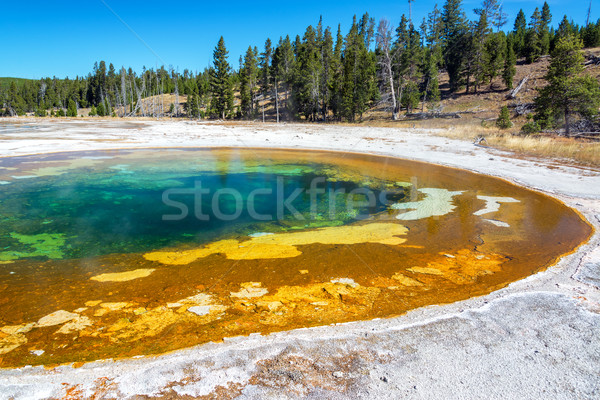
[0,118,599,399]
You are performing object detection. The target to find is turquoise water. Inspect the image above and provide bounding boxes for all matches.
[0,150,405,261]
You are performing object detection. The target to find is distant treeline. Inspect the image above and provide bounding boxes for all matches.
[1,0,599,121]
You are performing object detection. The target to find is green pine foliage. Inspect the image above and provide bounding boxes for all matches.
[524,8,543,63]
[483,33,506,87]
[421,5,443,108]
[66,99,77,117]
[97,102,106,117]
[441,0,468,92]
[582,19,600,48]
[259,38,272,100]
[496,105,512,129]
[503,36,517,90]
[1,2,599,126]
[338,14,377,121]
[532,34,600,136]
[272,35,295,120]
[187,94,200,119]
[513,10,527,58]
[209,36,234,119]
[293,24,322,120]
[540,2,552,55]
[240,46,258,118]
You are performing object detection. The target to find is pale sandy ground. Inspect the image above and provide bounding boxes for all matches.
[0,118,599,399]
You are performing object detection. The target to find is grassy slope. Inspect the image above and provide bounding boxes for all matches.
[0,77,33,91]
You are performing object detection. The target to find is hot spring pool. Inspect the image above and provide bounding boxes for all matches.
[0,148,591,367]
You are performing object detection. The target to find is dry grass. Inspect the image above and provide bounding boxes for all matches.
[431,123,600,167]
[361,114,600,167]
[487,134,600,168]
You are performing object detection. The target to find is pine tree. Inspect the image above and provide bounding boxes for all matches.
[66,99,77,117]
[503,35,517,89]
[470,6,492,93]
[496,105,512,129]
[533,34,600,136]
[330,25,345,120]
[513,10,527,58]
[272,35,295,120]
[259,38,273,102]
[556,15,574,41]
[524,8,543,63]
[540,2,552,55]
[400,23,423,112]
[422,5,443,109]
[188,94,200,118]
[483,32,506,88]
[341,16,362,121]
[582,19,600,48]
[441,0,468,92]
[240,46,258,118]
[320,27,334,121]
[209,36,234,119]
[356,14,378,119]
[293,25,322,120]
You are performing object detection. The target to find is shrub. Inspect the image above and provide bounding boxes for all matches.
[496,106,513,129]
[521,120,541,134]
[66,99,77,117]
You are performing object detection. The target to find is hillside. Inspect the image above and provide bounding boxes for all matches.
[363,47,600,131]
[0,77,32,91]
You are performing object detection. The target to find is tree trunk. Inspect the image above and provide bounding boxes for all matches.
[275,81,279,123]
[509,76,529,98]
[422,77,429,113]
[398,84,404,114]
[389,73,398,120]
[564,109,570,137]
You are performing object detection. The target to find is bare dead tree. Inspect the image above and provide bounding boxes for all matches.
[39,82,47,107]
[152,70,156,118]
[129,78,136,116]
[275,78,280,123]
[174,75,180,117]
[134,77,147,117]
[120,68,127,117]
[508,75,529,99]
[376,19,399,120]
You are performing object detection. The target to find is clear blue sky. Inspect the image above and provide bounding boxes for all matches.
[2,0,595,79]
